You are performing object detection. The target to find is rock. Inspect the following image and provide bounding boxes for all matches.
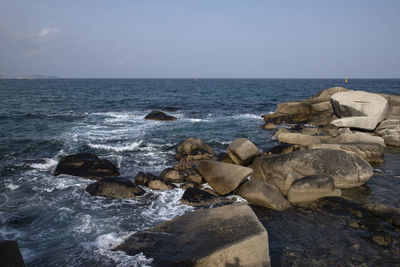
[274,129,326,146]
[264,123,277,130]
[250,149,373,194]
[330,91,388,130]
[287,175,342,203]
[86,177,145,198]
[264,143,295,155]
[176,137,214,161]
[184,169,203,184]
[301,127,320,135]
[0,240,25,267]
[236,180,290,211]
[180,187,232,207]
[376,119,400,146]
[217,152,234,164]
[173,158,199,170]
[227,138,261,166]
[308,143,384,163]
[197,161,253,195]
[180,182,200,190]
[159,168,184,183]
[144,111,177,121]
[134,172,175,190]
[276,101,311,114]
[327,132,385,147]
[53,153,119,180]
[308,87,351,104]
[116,204,271,267]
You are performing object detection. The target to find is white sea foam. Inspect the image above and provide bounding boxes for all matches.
[233,113,262,120]
[88,141,143,152]
[29,158,58,171]
[5,183,20,190]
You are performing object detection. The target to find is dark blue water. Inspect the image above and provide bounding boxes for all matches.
[0,79,399,266]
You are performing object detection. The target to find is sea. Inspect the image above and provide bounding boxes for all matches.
[0,79,399,266]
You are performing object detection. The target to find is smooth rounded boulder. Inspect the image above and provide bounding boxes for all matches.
[236,179,290,211]
[197,160,253,195]
[287,175,342,203]
[86,177,145,198]
[227,138,261,166]
[250,149,373,194]
[176,137,214,161]
[116,203,271,267]
[144,111,177,121]
[330,91,388,130]
[53,153,119,180]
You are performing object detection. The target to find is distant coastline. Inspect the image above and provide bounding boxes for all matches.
[0,75,59,79]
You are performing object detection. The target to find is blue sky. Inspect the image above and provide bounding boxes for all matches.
[0,0,399,78]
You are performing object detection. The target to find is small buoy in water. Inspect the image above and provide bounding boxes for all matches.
[195,77,198,81]
[345,77,348,83]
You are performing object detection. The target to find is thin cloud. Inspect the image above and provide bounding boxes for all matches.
[37,27,59,38]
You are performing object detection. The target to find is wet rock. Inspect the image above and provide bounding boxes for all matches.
[180,187,229,207]
[308,142,384,163]
[371,234,391,246]
[330,91,388,130]
[264,143,295,155]
[250,149,373,194]
[236,180,290,211]
[144,111,177,121]
[0,240,25,267]
[227,138,261,165]
[159,168,184,183]
[176,137,214,161]
[53,153,119,180]
[197,160,253,195]
[184,169,203,184]
[264,123,277,130]
[134,172,175,190]
[287,175,341,203]
[180,182,200,190]
[116,204,271,267]
[86,177,145,198]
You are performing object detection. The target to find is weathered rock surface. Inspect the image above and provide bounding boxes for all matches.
[250,149,373,194]
[326,132,385,146]
[376,119,400,146]
[274,128,326,146]
[176,137,214,161]
[330,91,388,130]
[197,161,253,195]
[227,138,261,165]
[144,111,177,121]
[180,187,232,207]
[86,177,145,198]
[0,240,25,267]
[308,143,384,163]
[116,204,271,267]
[262,87,349,127]
[134,172,175,190]
[159,168,185,183]
[53,153,119,180]
[287,175,341,203]
[236,180,290,211]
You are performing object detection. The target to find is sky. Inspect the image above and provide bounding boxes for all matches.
[0,0,399,78]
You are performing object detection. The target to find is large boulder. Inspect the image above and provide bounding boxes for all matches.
[330,91,388,130]
[53,153,119,180]
[326,131,385,146]
[308,143,384,163]
[176,137,214,161]
[197,161,253,195]
[236,180,290,211]
[134,172,175,190]
[0,241,25,267]
[287,175,342,203]
[250,149,373,194]
[376,119,400,146]
[86,177,145,198]
[227,138,261,165]
[116,204,271,267]
[144,111,177,121]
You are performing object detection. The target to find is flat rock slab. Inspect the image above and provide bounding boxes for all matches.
[116,203,270,267]
[250,149,373,194]
[331,91,388,130]
[197,160,253,195]
[53,153,119,180]
[86,177,145,198]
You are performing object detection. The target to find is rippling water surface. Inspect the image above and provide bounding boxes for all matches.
[0,79,399,266]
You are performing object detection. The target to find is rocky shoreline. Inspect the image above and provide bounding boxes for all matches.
[4,86,399,266]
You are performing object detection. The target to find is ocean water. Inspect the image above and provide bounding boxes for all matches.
[0,78,399,266]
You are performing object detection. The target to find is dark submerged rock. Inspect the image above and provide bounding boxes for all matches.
[0,240,25,267]
[134,172,175,190]
[116,204,271,267]
[180,187,219,207]
[53,153,119,180]
[86,177,145,198]
[144,111,177,121]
